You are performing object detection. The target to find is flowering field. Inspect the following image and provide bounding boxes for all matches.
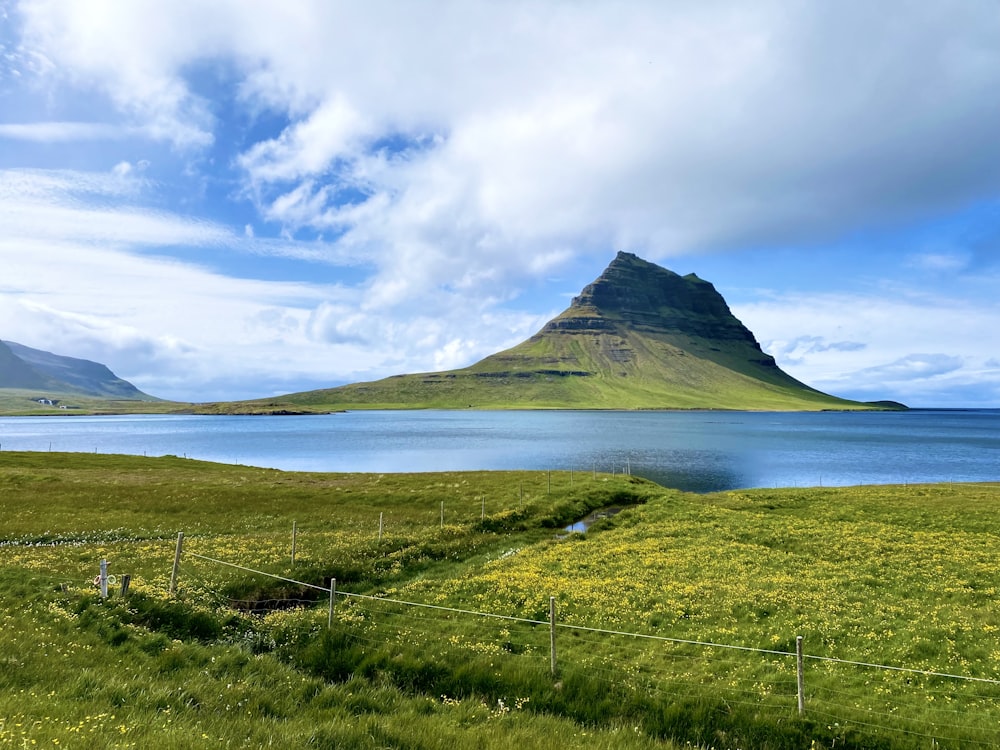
[2,451,999,748]
[385,482,1000,744]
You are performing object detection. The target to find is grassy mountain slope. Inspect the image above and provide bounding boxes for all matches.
[274,253,888,411]
[1,340,155,399]
[0,340,66,391]
[0,340,164,413]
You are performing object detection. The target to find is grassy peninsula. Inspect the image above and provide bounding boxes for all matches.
[2,452,996,748]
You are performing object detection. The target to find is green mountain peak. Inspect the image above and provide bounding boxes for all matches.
[276,253,895,411]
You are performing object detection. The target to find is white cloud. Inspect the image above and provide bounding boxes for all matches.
[0,121,128,141]
[0,166,550,400]
[0,234,342,401]
[239,94,369,184]
[775,336,868,364]
[736,290,1000,406]
[15,1,1000,304]
[0,168,354,264]
[857,354,964,382]
[16,0,218,148]
[0,175,229,249]
[0,167,141,200]
[907,251,973,273]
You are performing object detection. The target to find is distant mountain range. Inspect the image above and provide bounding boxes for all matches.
[0,340,156,402]
[262,252,902,411]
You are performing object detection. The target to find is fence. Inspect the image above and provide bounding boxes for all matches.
[154,536,1000,748]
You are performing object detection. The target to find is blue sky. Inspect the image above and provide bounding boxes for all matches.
[1,1,999,406]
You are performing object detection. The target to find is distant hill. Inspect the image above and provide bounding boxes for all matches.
[266,252,901,411]
[0,340,158,401]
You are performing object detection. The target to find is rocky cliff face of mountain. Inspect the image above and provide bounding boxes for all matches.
[524,251,778,370]
[551,252,758,342]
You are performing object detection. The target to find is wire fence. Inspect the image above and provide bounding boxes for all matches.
[168,546,1000,748]
[21,536,1000,748]
[20,555,1000,749]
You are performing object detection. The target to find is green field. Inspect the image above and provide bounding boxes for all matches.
[2,452,998,748]
[0,388,184,416]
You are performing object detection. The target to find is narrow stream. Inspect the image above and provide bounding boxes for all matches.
[565,506,624,533]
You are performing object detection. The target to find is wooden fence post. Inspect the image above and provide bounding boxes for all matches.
[169,532,184,596]
[547,471,551,494]
[481,495,485,520]
[549,596,558,677]
[379,512,384,542]
[291,521,297,566]
[440,501,444,529]
[328,578,337,629]
[119,574,131,598]
[796,635,805,715]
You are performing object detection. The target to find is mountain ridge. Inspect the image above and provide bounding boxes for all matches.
[0,340,157,402]
[273,252,898,411]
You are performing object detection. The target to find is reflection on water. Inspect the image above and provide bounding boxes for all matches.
[565,507,624,533]
[0,409,997,492]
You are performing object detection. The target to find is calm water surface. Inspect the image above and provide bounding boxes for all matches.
[0,410,997,492]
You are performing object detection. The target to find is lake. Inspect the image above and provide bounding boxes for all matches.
[0,410,997,493]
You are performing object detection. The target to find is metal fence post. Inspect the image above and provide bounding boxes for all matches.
[796,635,805,715]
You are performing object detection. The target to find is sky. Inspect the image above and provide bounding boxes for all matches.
[1,1,999,407]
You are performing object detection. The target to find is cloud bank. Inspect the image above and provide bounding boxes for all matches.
[2,1,999,404]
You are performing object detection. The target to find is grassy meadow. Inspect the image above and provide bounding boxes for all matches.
[0,389,185,416]
[2,451,999,748]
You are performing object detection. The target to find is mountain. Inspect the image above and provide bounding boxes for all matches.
[0,340,157,401]
[270,252,896,411]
